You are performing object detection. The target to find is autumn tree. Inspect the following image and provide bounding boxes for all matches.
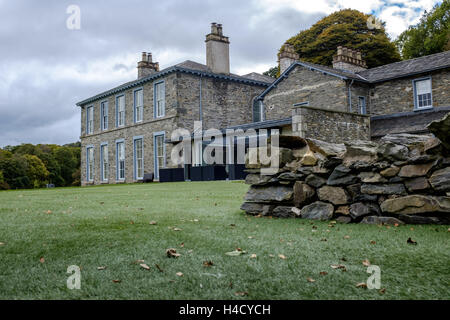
[281,9,401,69]
[396,0,450,59]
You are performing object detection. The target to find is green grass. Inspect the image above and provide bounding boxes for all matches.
[0,181,449,300]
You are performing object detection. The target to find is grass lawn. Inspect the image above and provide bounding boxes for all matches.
[0,181,449,300]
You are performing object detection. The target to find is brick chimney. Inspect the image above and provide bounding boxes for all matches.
[332,46,367,73]
[205,22,230,74]
[137,52,159,79]
[278,43,299,74]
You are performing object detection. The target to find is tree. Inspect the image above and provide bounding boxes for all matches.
[282,9,401,68]
[23,155,49,188]
[396,0,450,59]
[263,66,279,78]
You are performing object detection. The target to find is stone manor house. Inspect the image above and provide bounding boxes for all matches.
[76,23,450,185]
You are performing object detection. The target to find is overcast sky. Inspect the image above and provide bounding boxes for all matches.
[0,0,441,147]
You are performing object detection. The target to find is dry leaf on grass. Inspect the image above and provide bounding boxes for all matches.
[39,257,45,263]
[344,235,350,239]
[379,288,386,294]
[356,282,367,288]
[112,279,121,283]
[149,221,157,225]
[46,210,52,214]
[166,248,181,258]
[176,272,184,277]
[330,264,347,271]
[278,254,286,260]
[362,259,371,267]
[225,250,246,256]
[97,266,107,270]
[155,264,164,272]
[0,242,5,246]
[235,291,248,297]
[319,271,328,276]
[307,277,316,283]
[407,237,417,245]
[250,254,257,259]
[370,240,376,245]
[203,261,214,267]
[140,263,151,270]
[173,228,182,231]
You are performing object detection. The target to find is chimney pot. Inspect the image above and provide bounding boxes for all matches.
[205,22,230,74]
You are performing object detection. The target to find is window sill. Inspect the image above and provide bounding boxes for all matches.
[414,106,433,112]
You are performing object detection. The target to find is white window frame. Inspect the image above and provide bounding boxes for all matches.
[134,88,144,123]
[116,140,125,181]
[116,95,125,127]
[154,81,165,118]
[100,143,109,182]
[86,106,94,134]
[133,137,144,180]
[413,77,433,110]
[100,101,108,131]
[358,96,366,114]
[86,146,94,181]
[153,132,165,180]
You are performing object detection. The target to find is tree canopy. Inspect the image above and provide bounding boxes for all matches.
[396,0,450,59]
[281,9,401,69]
[0,143,80,190]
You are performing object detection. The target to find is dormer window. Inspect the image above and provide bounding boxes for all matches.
[414,78,432,109]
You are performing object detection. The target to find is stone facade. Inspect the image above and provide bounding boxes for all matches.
[79,71,267,185]
[292,106,370,143]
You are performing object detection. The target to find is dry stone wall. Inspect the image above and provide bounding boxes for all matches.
[241,132,450,225]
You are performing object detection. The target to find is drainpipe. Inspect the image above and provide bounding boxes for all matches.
[348,79,354,112]
[199,75,203,123]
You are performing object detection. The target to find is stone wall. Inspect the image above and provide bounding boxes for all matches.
[241,132,450,225]
[292,105,370,143]
[263,65,349,120]
[369,69,450,115]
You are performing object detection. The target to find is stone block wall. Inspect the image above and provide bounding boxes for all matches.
[241,133,450,225]
[292,105,370,143]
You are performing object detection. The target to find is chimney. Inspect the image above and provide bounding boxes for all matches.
[332,46,367,73]
[278,43,299,74]
[137,52,160,79]
[205,22,230,74]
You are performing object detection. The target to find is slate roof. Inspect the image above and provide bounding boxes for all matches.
[76,60,272,106]
[357,50,450,83]
[370,106,450,138]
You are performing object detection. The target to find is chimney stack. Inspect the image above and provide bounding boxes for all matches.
[278,42,299,74]
[137,52,159,79]
[332,46,367,73]
[205,22,230,74]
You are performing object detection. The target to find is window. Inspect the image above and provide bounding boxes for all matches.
[134,138,144,180]
[86,106,94,134]
[86,147,94,181]
[252,99,264,122]
[101,144,109,181]
[134,89,144,123]
[116,95,125,127]
[116,141,125,180]
[414,78,432,109]
[154,82,165,118]
[154,133,165,179]
[358,96,366,114]
[101,101,108,130]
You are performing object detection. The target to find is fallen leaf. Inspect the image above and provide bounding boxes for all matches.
[269,254,275,258]
[176,272,183,277]
[394,223,399,227]
[173,228,182,231]
[362,259,371,267]
[344,235,350,239]
[248,236,254,239]
[307,277,316,283]
[321,238,327,242]
[225,250,246,256]
[155,264,164,272]
[0,242,5,246]
[250,254,257,259]
[112,279,121,283]
[140,263,151,270]
[130,221,135,224]
[133,259,145,264]
[46,210,52,214]
[203,261,214,267]
[379,288,386,294]
[149,221,157,225]
[230,224,236,227]
[166,248,181,258]
[370,240,376,245]
[330,264,347,271]
[278,254,286,260]
[97,266,107,270]
[39,257,45,263]
[407,237,417,245]
[356,282,367,288]
[180,243,185,248]
[319,271,328,276]
[235,291,248,297]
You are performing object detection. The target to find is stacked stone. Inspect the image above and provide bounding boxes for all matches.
[240,133,450,225]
